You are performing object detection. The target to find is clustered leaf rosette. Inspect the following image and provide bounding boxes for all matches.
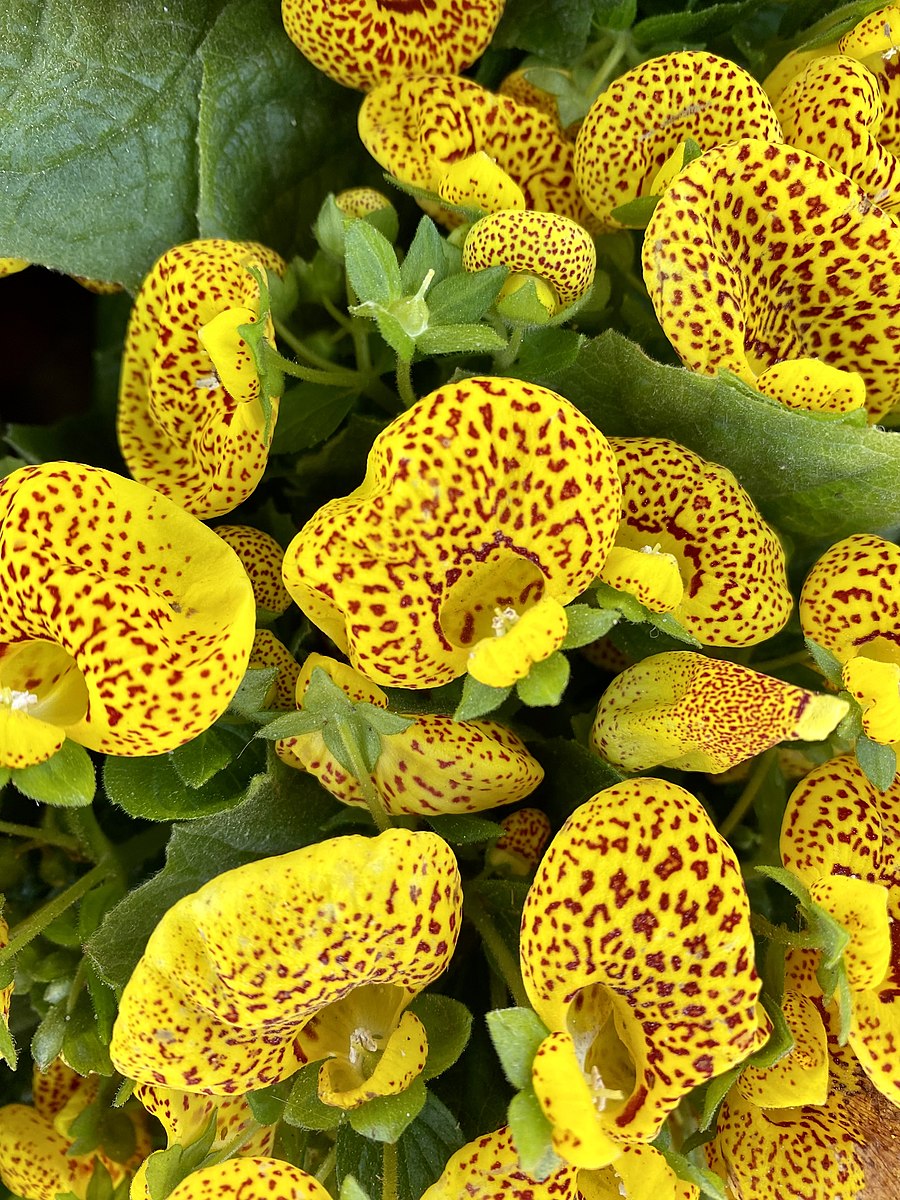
[599,437,792,643]
[0,1060,151,1200]
[592,652,850,774]
[575,51,783,231]
[281,377,622,689]
[281,0,504,91]
[0,462,256,769]
[643,138,900,420]
[358,75,587,225]
[163,1158,332,1200]
[800,534,900,748]
[780,753,900,1106]
[110,829,461,1107]
[117,238,287,520]
[520,779,767,1167]
[277,654,543,815]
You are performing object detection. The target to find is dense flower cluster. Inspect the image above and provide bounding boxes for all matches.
[4,4,900,1200]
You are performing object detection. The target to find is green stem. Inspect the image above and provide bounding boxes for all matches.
[65,808,118,867]
[343,279,374,374]
[265,343,360,388]
[719,748,776,840]
[314,1146,336,1185]
[382,1141,398,1200]
[587,31,629,98]
[0,821,80,852]
[494,322,525,371]
[463,884,530,1009]
[751,912,815,950]
[0,860,116,966]
[275,319,349,372]
[336,719,392,834]
[396,357,416,408]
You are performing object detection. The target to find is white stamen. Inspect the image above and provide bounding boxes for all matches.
[348,1027,379,1065]
[0,687,38,713]
[195,372,220,389]
[492,606,520,637]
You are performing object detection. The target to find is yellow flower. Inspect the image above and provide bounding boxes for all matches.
[485,808,552,877]
[214,525,291,616]
[281,377,621,688]
[574,52,782,231]
[591,652,849,774]
[599,438,792,644]
[276,655,543,816]
[165,1158,332,1200]
[520,779,766,1166]
[642,139,900,421]
[281,0,504,91]
[110,830,462,1103]
[0,462,255,769]
[248,629,301,711]
[117,238,286,519]
[419,1125,579,1200]
[801,534,900,747]
[334,187,395,219]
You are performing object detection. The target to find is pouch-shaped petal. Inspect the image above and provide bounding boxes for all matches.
[214,525,291,615]
[575,52,782,231]
[111,830,461,1094]
[0,1104,98,1200]
[359,75,586,224]
[166,1158,331,1200]
[118,239,286,519]
[134,1084,274,1155]
[591,652,849,774]
[419,1126,580,1200]
[281,0,503,91]
[581,1144,699,1200]
[643,139,900,421]
[600,438,792,645]
[0,463,255,764]
[282,377,621,688]
[521,779,765,1143]
[486,808,552,876]
[736,990,829,1109]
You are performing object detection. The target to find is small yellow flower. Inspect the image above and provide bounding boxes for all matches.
[334,187,395,219]
[438,152,526,214]
[165,1158,332,1200]
[0,463,256,769]
[592,652,849,774]
[214,525,292,616]
[485,807,552,877]
[419,1125,579,1200]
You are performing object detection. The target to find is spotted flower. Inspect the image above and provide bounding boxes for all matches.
[0,462,256,770]
[462,210,596,316]
[800,534,900,748]
[277,654,543,815]
[110,830,461,1103]
[358,75,587,225]
[780,753,900,1106]
[0,912,11,1031]
[281,0,504,91]
[643,139,900,421]
[520,779,766,1167]
[247,629,301,710]
[574,52,782,231]
[334,187,395,220]
[419,1125,578,1200]
[281,377,621,689]
[117,238,286,519]
[165,1158,332,1200]
[0,1061,150,1200]
[592,652,849,774]
[485,808,552,877]
[214,525,292,616]
[599,438,792,644]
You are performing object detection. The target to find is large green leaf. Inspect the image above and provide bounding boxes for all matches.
[0,0,363,290]
[553,331,900,542]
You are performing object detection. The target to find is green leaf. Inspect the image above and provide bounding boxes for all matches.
[400,218,452,293]
[415,324,507,356]
[554,331,900,543]
[103,749,259,821]
[255,710,325,740]
[492,0,597,62]
[1,0,365,289]
[409,994,473,1080]
[0,1018,16,1069]
[425,815,503,845]
[427,267,508,325]
[168,728,236,788]
[516,652,570,707]
[513,328,585,381]
[486,1007,549,1091]
[62,988,114,1077]
[856,735,897,792]
[632,0,768,48]
[31,1001,67,1070]
[610,193,660,228]
[228,666,280,719]
[348,1077,427,1143]
[804,637,845,687]
[283,1063,343,1131]
[507,1086,562,1180]
[453,676,513,722]
[345,221,402,306]
[144,1113,218,1200]
[357,705,415,737]
[561,604,620,649]
[271,384,356,454]
[11,741,96,807]
[340,1178,372,1200]
[246,1079,292,1126]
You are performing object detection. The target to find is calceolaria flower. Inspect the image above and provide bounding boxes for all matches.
[520,779,766,1166]
[781,754,900,1105]
[110,830,461,1104]
[248,629,301,710]
[277,655,543,815]
[643,139,900,421]
[0,462,256,769]
[574,52,782,231]
[801,534,900,747]
[599,438,792,644]
[592,652,849,774]
[358,75,587,224]
[419,1125,579,1200]
[164,1158,332,1200]
[485,807,552,876]
[281,0,504,91]
[117,238,287,519]
[214,524,292,616]
[282,377,621,688]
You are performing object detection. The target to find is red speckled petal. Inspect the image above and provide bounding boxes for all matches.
[0,1105,97,1200]
[419,1125,580,1200]
[602,438,792,646]
[521,779,765,1142]
[248,630,301,711]
[214,526,291,614]
[581,1144,699,1200]
[811,875,891,991]
[591,652,848,774]
[736,990,829,1109]
[462,211,596,309]
[117,239,286,519]
[530,1031,622,1169]
[642,139,900,422]
[486,807,552,876]
[575,52,782,231]
[282,378,620,688]
[166,1158,331,1200]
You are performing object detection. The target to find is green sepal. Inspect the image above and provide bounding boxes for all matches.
[486,1007,549,1091]
[454,676,512,721]
[345,220,402,306]
[415,324,507,356]
[408,994,473,1079]
[347,1076,428,1143]
[400,216,452,292]
[496,278,554,326]
[425,815,503,846]
[283,1062,343,1131]
[804,637,845,687]
[651,1124,727,1200]
[507,1085,562,1181]
[560,604,620,649]
[11,741,96,807]
[144,1112,218,1200]
[237,264,280,443]
[610,193,660,228]
[856,734,897,792]
[427,266,508,325]
[516,652,570,708]
[227,666,280,720]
